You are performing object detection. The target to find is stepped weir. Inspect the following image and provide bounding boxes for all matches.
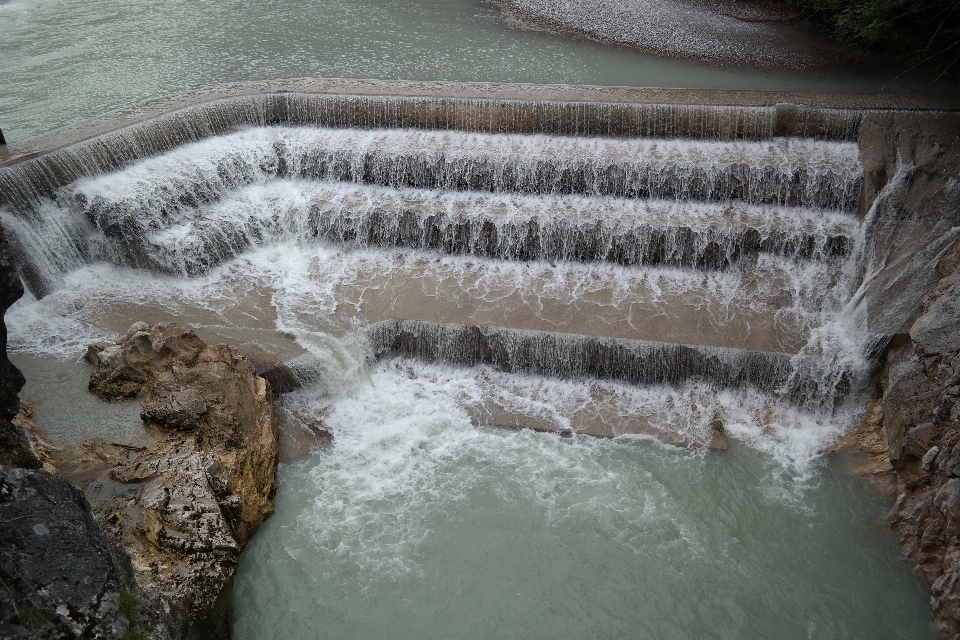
[2,79,957,446]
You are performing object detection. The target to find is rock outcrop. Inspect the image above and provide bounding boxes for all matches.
[882,241,960,640]
[0,465,181,639]
[856,111,960,348]
[83,322,279,638]
[0,224,36,469]
[0,226,183,639]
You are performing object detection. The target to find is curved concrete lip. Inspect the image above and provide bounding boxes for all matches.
[2,77,959,167]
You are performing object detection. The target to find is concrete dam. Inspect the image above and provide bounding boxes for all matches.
[1,80,958,638]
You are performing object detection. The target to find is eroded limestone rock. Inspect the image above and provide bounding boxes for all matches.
[85,322,206,401]
[84,322,279,638]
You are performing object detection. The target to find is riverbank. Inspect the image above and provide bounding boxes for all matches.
[490,0,872,70]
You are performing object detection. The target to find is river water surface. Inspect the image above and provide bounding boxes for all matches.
[0,0,954,143]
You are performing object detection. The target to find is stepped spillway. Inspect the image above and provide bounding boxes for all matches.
[77,180,856,274]
[0,93,870,445]
[68,127,861,212]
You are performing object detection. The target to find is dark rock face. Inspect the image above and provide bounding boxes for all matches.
[884,267,960,639]
[0,224,35,469]
[0,465,181,639]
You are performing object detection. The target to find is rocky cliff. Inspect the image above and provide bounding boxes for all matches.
[856,111,960,348]
[883,246,960,640]
[864,111,960,639]
[0,224,35,469]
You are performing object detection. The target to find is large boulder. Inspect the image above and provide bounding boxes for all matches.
[84,322,279,638]
[0,466,180,639]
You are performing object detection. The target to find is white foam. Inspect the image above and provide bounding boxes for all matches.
[266,355,860,584]
[0,126,873,493]
[281,362,705,579]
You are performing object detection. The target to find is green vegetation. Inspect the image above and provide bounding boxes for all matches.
[118,589,152,640]
[120,628,150,640]
[118,589,142,621]
[17,604,56,631]
[781,0,960,82]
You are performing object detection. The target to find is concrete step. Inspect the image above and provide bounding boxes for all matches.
[108,181,858,276]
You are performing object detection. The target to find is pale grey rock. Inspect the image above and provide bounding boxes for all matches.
[913,282,960,356]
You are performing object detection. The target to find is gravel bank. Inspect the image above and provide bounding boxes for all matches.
[492,0,854,70]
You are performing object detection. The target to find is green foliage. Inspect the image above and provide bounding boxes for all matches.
[779,0,960,80]
[118,589,153,640]
[119,629,150,640]
[118,589,142,621]
[17,604,55,631]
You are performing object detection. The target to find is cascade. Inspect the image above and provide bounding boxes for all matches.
[0,91,875,446]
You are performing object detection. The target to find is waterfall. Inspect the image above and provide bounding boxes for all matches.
[0,93,864,211]
[0,93,878,435]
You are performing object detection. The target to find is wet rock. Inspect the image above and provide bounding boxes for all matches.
[84,323,279,638]
[0,465,181,639]
[9,401,62,473]
[901,422,939,462]
[251,359,301,395]
[833,402,899,496]
[939,237,960,278]
[85,322,206,400]
[90,442,240,639]
[923,446,941,472]
[0,224,33,469]
[0,414,40,469]
[141,384,209,432]
[936,480,960,516]
[913,284,960,356]
[855,111,960,345]
[707,412,728,451]
[276,405,334,462]
[946,443,960,478]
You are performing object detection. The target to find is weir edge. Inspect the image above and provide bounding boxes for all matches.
[2,77,959,169]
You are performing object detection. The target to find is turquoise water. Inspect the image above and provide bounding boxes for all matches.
[0,0,949,143]
[233,369,934,640]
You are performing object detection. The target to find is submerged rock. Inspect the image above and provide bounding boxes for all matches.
[84,322,279,638]
[275,405,334,462]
